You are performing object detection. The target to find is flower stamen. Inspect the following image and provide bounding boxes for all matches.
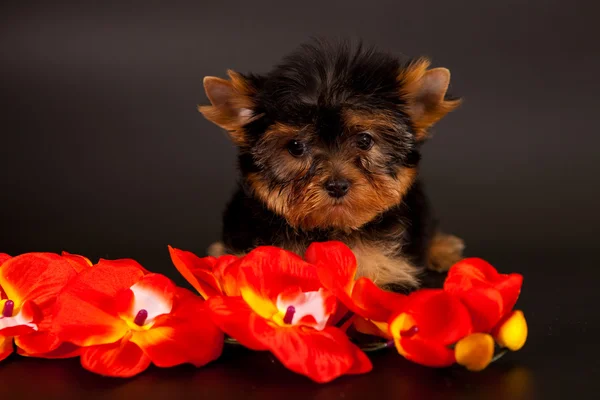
[133,309,148,326]
[400,325,419,338]
[2,300,14,318]
[283,306,296,325]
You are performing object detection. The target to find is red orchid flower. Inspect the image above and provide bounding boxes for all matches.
[0,252,84,361]
[204,246,372,383]
[444,257,523,332]
[301,243,527,371]
[305,241,407,337]
[388,289,473,367]
[451,310,528,372]
[443,258,527,370]
[168,246,240,298]
[52,259,223,377]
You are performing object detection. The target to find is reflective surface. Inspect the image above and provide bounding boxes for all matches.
[0,348,536,400]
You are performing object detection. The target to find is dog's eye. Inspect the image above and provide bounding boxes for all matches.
[356,133,374,151]
[287,140,307,157]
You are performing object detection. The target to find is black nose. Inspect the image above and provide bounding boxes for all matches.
[325,178,351,198]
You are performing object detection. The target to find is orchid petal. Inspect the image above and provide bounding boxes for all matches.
[237,247,321,302]
[80,340,151,378]
[168,246,222,298]
[206,296,270,351]
[254,324,372,383]
[305,241,358,295]
[61,252,93,272]
[0,253,11,266]
[0,335,13,362]
[52,263,143,346]
[445,258,523,329]
[131,289,223,367]
[129,274,174,325]
[389,290,473,367]
[0,253,68,306]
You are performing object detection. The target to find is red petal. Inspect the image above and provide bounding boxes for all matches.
[208,295,371,382]
[15,330,66,357]
[16,334,80,358]
[305,241,357,295]
[131,289,223,367]
[168,246,222,298]
[398,289,472,345]
[277,286,304,303]
[305,245,401,326]
[0,253,77,307]
[0,253,9,300]
[0,253,11,266]
[0,325,36,337]
[22,261,77,336]
[494,274,523,312]
[205,296,270,350]
[445,258,523,309]
[0,335,13,362]
[80,340,151,378]
[213,256,242,296]
[346,344,373,375]
[237,247,321,302]
[96,258,151,274]
[61,252,93,272]
[52,263,143,346]
[398,338,456,367]
[389,310,459,368]
[445,258,523,328]
[453,287,504,332]
[257,325,372,383]
[349,277,407,322]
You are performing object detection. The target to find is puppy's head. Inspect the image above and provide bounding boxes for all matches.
[200,40,460,231]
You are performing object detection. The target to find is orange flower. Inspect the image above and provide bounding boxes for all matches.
[388,289,473,367]
[172,242,527,374]
[204,246,372,383]
[444,258,523,332]
[444,258,527,369]
[168,246,240,298]
[52,259,223,377]
[0,253,83,361]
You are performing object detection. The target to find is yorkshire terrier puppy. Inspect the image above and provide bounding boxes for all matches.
[199,40,465,289]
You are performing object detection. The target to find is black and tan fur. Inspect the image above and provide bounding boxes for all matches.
[199,40,464,289]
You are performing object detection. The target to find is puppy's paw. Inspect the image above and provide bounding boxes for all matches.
[427,233,465,272]
[207,241,227,257]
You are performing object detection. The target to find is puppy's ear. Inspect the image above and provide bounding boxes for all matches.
[198,70,256,146]
[398,58,461,140]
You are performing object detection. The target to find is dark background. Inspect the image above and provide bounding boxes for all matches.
[1,1,599,399]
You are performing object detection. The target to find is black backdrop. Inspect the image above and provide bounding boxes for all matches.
[1,1,599,398]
